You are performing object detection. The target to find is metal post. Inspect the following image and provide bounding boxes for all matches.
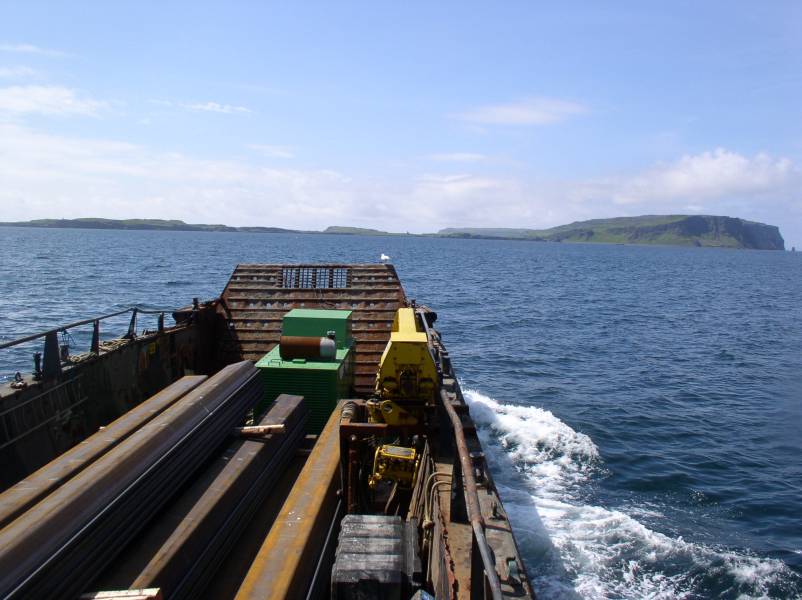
[42,331,62,379]
[348,435,361,514]
[158,313,165,334]
[33,352,42,380]
[124,308,138,339]
[90,321,100,355]
[441,352,452,376]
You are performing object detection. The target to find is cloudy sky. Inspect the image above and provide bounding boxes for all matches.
[1,2,800,245]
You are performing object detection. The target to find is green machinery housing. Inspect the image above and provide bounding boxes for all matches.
[255,309,356,433]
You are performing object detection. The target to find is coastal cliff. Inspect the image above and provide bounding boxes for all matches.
[438,215,785,250]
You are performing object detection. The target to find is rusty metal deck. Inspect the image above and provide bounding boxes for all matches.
[213,264,407,396]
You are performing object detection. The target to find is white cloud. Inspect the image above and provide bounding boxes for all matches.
[0,66,36,78]
[605,148,797,204]
[425,153,485,162]
[149,99,172,106]
[550,149,800,221]
[246,144,294,158]
[0,85,109,116]
[0,124,799,244]
[0,44,70,57]
[181,102,252,115]
[458,97,588,125]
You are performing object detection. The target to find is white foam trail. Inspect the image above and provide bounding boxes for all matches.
[463,389,801,600]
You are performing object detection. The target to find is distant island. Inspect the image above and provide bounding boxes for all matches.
[0,215,785,250]
[438,215,785,250]
[0,219,407,236]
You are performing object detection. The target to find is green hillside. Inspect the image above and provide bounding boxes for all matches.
[3,218,237,232]
[0,218,402,236]
[438,215,785,250]
[322,226,409,236]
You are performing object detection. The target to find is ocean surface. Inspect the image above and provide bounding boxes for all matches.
[1,226,801,599]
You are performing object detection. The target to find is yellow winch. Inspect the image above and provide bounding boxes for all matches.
[369,308,438,425]
[368,444,420,490]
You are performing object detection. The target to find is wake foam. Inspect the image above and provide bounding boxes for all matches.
[463,390,801,600]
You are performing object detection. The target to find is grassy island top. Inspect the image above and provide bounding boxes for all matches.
[0,214,785,250]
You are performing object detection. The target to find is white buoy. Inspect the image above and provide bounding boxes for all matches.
[381,253,390,263]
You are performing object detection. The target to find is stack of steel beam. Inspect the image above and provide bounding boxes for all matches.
[116,394,309,600]
[0,376,208,531]
[0,361,263,600]
[235,400,344,600]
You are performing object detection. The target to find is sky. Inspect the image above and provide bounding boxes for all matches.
[0,2,800,245]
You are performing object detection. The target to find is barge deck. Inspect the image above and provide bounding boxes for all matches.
[0,264,535,600]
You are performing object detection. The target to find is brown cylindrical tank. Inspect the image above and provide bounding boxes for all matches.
[279,336,336,360]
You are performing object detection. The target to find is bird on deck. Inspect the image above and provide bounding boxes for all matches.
[381,253,390,264]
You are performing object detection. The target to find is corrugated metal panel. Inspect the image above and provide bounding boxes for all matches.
[212,264,406,396]
[257,370,333,434]
[255,344,356,434]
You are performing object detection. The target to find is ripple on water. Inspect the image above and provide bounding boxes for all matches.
[466,390,802,600]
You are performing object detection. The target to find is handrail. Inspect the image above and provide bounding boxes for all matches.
[441,388,504,600]
[416,308,432,339]
[0,306,197,351]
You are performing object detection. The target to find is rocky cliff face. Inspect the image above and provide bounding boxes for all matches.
[437,215,786,250]
[604,216,785,250]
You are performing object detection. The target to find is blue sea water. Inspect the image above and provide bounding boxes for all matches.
[1,227,801,599]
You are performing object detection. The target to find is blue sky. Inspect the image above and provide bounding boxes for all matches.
[1,2,800,244]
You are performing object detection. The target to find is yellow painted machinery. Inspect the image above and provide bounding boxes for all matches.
[367,308,438,426]
[368,444,420,490]
[366,308,437,491]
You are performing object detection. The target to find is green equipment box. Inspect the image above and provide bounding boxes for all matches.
[281,308,352,341]
[255,309,355,434]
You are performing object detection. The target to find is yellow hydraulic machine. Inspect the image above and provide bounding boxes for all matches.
[368,308,438,425]
[367,308,438,489]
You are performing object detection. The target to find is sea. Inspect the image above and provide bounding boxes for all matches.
[1,226,801,600]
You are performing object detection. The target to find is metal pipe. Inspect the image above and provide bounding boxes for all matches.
[422,471,452,525]
[416,309,432,340]
[425,479,452,525]
[441,388,503,600]
[0,307,198,351]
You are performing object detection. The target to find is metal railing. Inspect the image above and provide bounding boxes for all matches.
[0,306,194,351]
[0,306,198,382]
[442,389,504,600]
